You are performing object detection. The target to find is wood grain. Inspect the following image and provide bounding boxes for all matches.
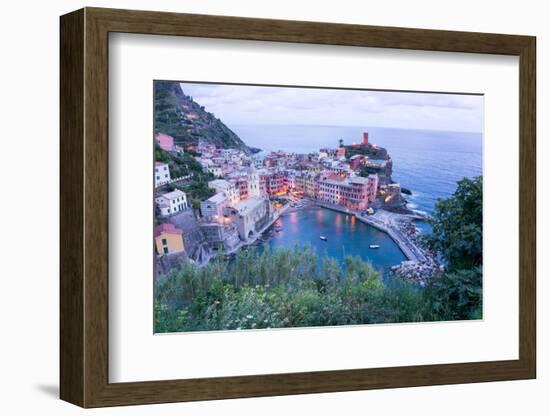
[59,8,84,407]
[60,7,537,408]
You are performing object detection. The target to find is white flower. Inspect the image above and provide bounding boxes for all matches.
[246,314,253,319]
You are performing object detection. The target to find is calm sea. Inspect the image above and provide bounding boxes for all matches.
[264,207,407,273]
[232,124,483,216]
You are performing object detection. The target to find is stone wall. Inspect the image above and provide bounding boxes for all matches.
[155,251,188,277]
[167,209,207,260]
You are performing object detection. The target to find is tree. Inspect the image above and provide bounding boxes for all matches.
[420,177,484,321]
[358,165,380,177]
[425,267,482,320]
[426,176,482,271]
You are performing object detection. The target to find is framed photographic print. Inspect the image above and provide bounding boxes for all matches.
[60,7,536,408]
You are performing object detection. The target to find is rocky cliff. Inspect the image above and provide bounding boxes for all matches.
[154,81,255,154]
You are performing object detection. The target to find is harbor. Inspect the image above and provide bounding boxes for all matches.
[263,203,408,272]
[316,201,427,262]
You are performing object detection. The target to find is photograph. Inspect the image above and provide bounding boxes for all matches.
[153,80,483,333]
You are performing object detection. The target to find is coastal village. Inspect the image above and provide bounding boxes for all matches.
[154,130,440,283]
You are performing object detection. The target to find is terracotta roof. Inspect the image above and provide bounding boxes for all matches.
[154,223,183,237]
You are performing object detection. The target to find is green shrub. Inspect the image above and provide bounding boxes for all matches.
[425,267,482,321]
[154,245,433,333]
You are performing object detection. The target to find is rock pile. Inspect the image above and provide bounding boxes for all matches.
[391,218,442,285]
[390,259,442,286]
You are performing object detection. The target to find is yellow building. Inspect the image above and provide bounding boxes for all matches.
[154,223,185,256]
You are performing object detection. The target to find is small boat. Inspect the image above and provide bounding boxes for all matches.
[320,236,328,241]
[369,244,380,249]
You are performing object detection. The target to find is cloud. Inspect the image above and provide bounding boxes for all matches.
[179,82,483,132]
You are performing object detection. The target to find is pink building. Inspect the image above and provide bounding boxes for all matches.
[267,173,287,195]
[155,132,175,152]
[258,171,270,197]
[236,177,249,200]
[349,155,365,171]
[256,170,288,196]
[317,173,378,211]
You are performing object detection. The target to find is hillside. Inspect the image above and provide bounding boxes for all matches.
[154,80,256,154]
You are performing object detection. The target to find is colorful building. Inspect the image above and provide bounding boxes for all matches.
[208,179,240,207]
[294,171,318,197]
[257,170,271,197]
[305,172,318,197]
[155,189,188,217]
[364,158,388,169]
[349,154,365,171]
[317,173,378,210]
[266,173,287,196]
[155,132,175,152]
[154,162,171,187]
[154,223,185,256]
[206,165,223,177]
[247,167,261,198]
[319,148,337,160]
[200,192,228,222]
[229,197,271,240]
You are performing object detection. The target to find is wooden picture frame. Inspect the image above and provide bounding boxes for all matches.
[60,7,536,408]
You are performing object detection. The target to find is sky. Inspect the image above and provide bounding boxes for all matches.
[179,82,484,133]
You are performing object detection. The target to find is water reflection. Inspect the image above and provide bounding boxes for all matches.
[350,215,356,231]
[315,208,324,223]
[265,207,407,272]
[289,211,298,224]
[335,213,342,231]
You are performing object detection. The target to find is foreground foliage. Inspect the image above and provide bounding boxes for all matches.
[156,245,456,333]
[421,176,483,320]
[426,176,482,270]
